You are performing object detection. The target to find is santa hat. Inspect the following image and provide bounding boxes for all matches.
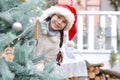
[40,4,77,40]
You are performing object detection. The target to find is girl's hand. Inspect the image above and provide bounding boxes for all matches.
[35,63,45,71]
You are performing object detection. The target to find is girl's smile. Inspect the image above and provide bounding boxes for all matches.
[50,14,68,31]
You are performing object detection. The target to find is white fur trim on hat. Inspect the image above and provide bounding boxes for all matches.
[39,6,75,31]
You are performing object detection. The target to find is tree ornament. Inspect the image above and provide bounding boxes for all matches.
[0,45,15,62]
[33,20,42,46]
[33,20,42,39]
[19,0,26,2]
[12,22,22,32]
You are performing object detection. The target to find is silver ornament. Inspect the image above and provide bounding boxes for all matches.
[12,22,22,32]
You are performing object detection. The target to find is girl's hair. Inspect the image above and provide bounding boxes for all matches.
[57,30,64,65]
[59,30,64,48]
[45,14,55,21]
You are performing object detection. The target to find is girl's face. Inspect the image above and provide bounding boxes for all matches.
[50,14,68,30]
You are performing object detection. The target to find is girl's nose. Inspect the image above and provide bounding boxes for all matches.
[58,20,62,24]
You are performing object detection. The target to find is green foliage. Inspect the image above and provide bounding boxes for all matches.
[0,0,64,80]
[13,39,36,65]
[0,0,20,12]
[0,0,44,33]
[109,51,117,68]
[109,0,120,11]
[0,25,34,52]
[40,61,64,80]
[0,32,16,51]
[0,58,14,80]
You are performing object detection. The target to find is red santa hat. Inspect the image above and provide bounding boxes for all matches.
[40,4,77,40]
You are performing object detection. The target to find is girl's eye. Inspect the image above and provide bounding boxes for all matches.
[62,20,66,23]
[57,15,61,19]
[56,14,67,24]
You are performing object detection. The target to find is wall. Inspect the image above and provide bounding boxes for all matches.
[101,0,114,11]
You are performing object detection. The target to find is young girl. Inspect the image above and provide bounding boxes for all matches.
[34,4,78,66]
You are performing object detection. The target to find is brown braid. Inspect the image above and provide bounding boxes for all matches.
[56,30,64,66]
[59,30,64,48]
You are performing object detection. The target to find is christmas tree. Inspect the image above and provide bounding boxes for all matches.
[0,0,63,80]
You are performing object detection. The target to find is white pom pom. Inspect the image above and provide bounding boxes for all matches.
[66,41,75,47]
[12,22,22,32]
